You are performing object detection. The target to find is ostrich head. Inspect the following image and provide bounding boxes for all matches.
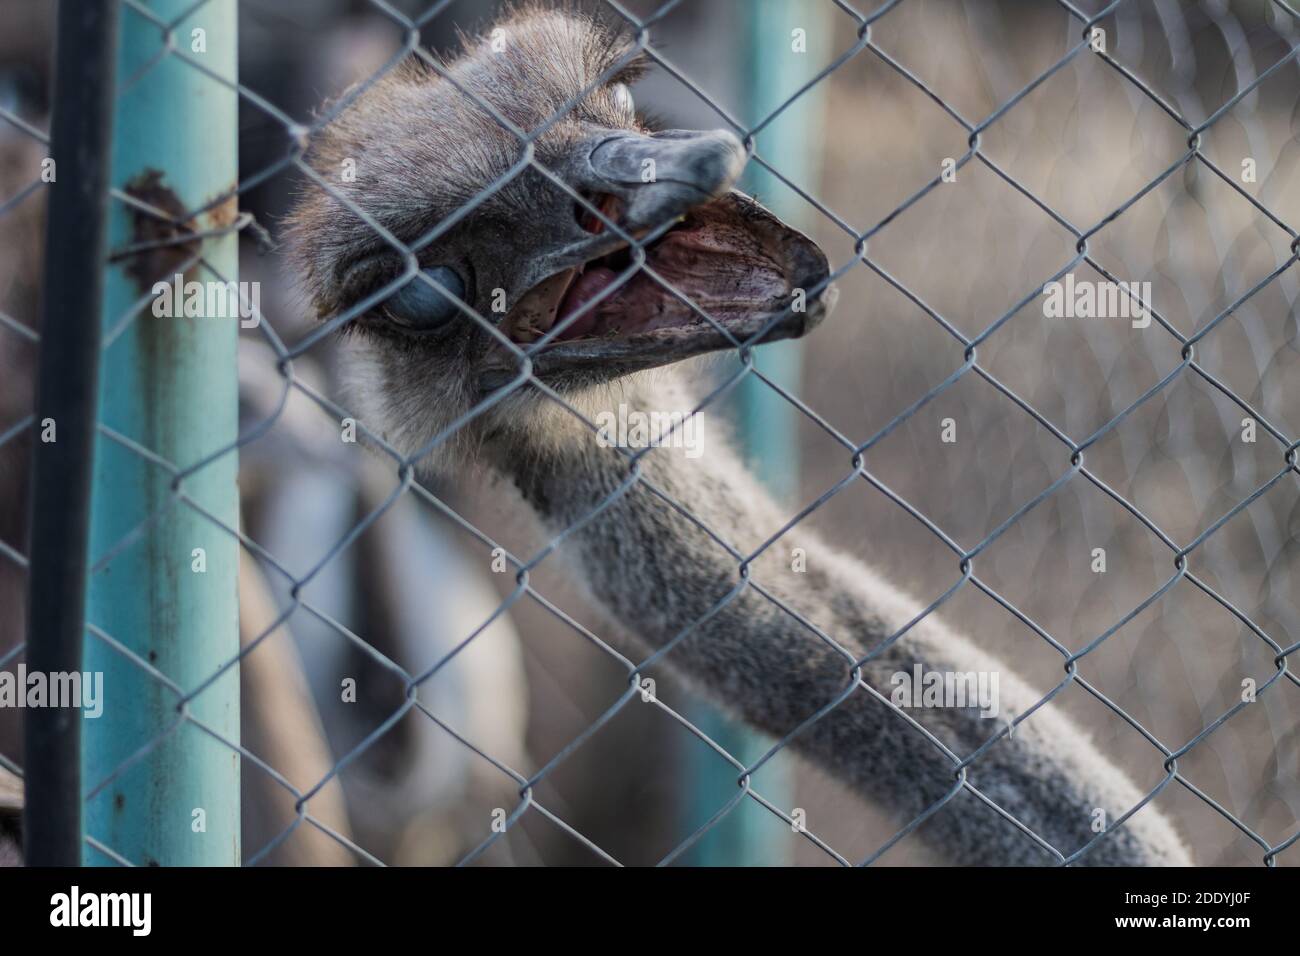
[289,6,834,464]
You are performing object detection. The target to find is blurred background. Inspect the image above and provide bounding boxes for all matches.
[0,0,1297,865]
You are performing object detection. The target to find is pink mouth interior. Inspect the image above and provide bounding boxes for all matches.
[535,214,790,344]
[555,266,618,339]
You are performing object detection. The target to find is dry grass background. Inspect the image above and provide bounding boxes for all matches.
[785,0,1300,865]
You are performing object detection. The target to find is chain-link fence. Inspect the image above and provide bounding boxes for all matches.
[1,0,1298,867]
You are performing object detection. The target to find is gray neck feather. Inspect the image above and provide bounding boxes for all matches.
[485,368,1190,866]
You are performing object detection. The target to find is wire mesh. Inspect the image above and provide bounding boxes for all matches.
[1,0,1298,866]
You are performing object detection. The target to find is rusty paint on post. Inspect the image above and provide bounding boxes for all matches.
[118,170,200,290]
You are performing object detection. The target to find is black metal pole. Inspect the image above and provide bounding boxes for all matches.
[23,0,120,867]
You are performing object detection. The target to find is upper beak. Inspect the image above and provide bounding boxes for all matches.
[579,128,747,230]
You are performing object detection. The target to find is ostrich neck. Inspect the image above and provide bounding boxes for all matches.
[488,369,1189,866]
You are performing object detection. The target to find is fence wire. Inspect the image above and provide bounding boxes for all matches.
[1,0,1299,866]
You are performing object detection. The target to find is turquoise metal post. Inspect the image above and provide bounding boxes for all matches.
[83,0,240,865]
[684,0,830,865]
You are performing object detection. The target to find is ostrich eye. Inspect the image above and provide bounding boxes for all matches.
[611,82,634,117]
[384,266,464,331]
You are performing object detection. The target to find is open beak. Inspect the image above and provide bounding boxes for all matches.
[486,128,836,389]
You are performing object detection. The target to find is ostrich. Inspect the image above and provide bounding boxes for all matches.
[289,5,1192,866]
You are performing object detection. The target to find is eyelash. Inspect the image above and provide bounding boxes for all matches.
[611,82,634,115]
